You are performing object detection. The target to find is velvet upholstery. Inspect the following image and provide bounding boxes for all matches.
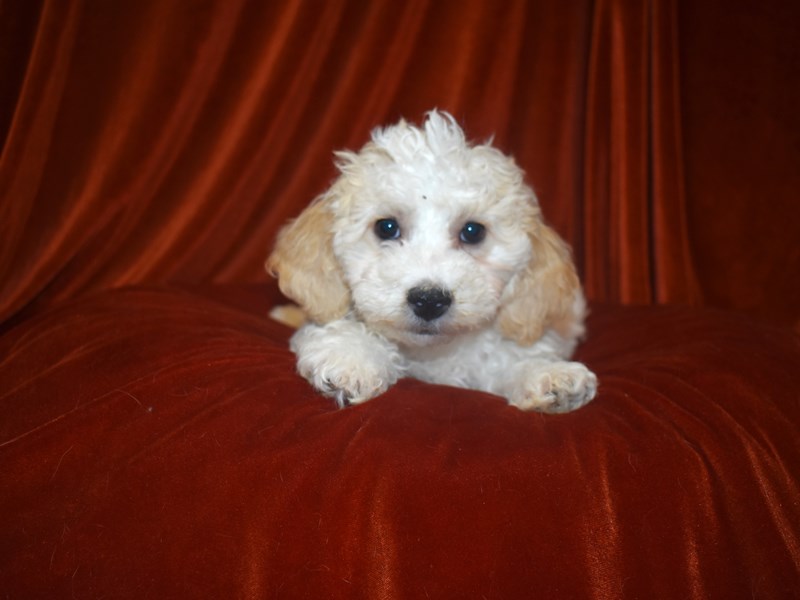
[2,285,799,598]
[1,1,800,597]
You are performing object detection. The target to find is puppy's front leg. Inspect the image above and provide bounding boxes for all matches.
[290,319,406,407]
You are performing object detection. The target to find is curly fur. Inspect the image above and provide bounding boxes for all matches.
[267,110,597,412]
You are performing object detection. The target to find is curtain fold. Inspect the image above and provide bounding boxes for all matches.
[1,0,797,327]
[649,0,701,306]
[582,0,701,307]
[0,2,82,320]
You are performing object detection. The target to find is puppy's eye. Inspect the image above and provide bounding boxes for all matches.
[459,221,486,245]
[374,218,401,241]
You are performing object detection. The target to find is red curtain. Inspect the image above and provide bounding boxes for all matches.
[1,0,798,327]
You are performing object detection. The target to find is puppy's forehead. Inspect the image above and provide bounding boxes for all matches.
[337,127,539,227]
[360,154,510,209]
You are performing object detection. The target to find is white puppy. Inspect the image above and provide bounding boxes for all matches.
[267,110,597,412]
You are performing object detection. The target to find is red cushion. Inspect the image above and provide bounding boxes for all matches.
[1,286,798,597]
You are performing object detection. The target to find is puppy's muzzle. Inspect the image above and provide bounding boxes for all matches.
[407,286,452,321]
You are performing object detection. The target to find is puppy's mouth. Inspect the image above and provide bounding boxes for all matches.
[411,324,441,336]
[373,317,450,346]
[405,316,459,341]
[395,325,449,348]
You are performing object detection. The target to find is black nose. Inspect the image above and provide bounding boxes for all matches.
[407,286,452,321]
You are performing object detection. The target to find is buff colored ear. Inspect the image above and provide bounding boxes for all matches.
[497,222,582,345]
[265,196,350,323]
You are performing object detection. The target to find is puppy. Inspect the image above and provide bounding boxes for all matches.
[267,110,597,412]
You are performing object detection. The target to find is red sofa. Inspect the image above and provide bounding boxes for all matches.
[2,1,799,597]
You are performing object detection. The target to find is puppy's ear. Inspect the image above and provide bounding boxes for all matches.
[266,195,350,323]
[497,222,582,345]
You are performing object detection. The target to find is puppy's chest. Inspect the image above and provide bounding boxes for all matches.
[402,329,510,388]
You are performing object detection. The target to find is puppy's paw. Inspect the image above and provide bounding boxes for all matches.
[311,354,396,407]
[291,321,404,407]
[509,361,597,413]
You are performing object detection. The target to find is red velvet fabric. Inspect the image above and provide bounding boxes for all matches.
[1,285,798,598]
[2,2,799,597]
[1,0,798,327]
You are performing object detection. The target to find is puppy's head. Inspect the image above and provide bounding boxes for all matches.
[267,110,584,346]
